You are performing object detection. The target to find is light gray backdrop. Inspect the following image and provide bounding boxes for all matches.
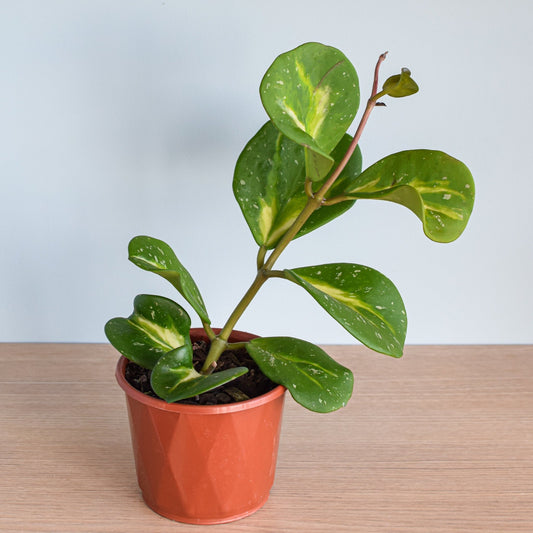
[2,0,531,344]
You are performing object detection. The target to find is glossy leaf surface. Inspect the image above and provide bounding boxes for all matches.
[260,42,359,180]
[344,150,475,242]
[234,121,362,249]
[150,344,248,403]
[247,336,353,412]
[104,294,191,369]
[382,68,419,98]
[128,235,210,323]
[285,264,407,357]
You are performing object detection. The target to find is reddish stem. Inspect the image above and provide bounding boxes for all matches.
[315,52,388,200]
[372,52,388,96]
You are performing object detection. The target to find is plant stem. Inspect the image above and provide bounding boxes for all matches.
[226,341,249,350]
[201,269,268,372]
[262,195,321,270]
[321,195,352,206]
[313,52,388,203]
[263,52,388,271]
[200,52,389,373]
[202,321,216,341]
[264,270,285,278]
[305,177,314,199]
[256,245,267,270]
[372,52,388,96]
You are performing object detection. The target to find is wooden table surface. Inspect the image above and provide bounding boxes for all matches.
[1,343,532,532]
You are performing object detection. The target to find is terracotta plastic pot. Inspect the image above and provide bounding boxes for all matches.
[116,328,286,525]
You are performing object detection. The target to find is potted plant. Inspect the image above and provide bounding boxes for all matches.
[106,42,475,524]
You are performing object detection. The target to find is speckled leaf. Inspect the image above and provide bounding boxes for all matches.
[128,235,210,323]
[344,150,475,242]
[104,294,191,369]
[248,337,353,412]
[234,121,362,249]
[150,344,248,403]
[285,264,407,357]
[260,42,359,180]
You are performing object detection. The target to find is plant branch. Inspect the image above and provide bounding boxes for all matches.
[202,321,216,341]
[372,52,388,96]
[321,195,352,206]
[264,51,389,269]
[201,270,268,372]
[314,52,388,203]
[305,177,314,198]
[256,245,267,270]
[262,197,320,270]
[201,52,389,372]
[264,269,285,278]
[226,341,249,350]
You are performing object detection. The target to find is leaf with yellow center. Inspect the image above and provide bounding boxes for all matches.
[150,344,249,403]
[284,264,407,357]
[128,236,210,323]
[104,294,191,370]
[234,122,362,249]
[260,42,360,180]
[344,150,475,242]
[248,336,353,412]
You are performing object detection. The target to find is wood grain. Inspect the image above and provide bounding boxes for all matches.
[1,343,532,532]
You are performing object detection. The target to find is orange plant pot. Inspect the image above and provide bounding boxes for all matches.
[116,328,286,525]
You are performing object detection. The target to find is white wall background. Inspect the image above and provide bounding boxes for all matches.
[1,0,531,344]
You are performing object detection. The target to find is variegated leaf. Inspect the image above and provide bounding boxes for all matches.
[105,294,191,369]
[233,121,362,249]
[128,235,210,323]
[285,264,407,357]
[260,42,359,180]
[247,336,353,412]
[150,344,248,403]
[344,150,475,242]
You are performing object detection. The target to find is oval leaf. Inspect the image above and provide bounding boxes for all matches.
[234,121,362,249]
[285,264,407,357]
[128,235,210,323]
[150,345,248,403]
[247,336,353,412]
[104,294,191,369]
[260,42,359,180]
[344,150,475,242]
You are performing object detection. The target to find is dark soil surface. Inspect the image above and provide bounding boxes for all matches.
[124,340,277,405]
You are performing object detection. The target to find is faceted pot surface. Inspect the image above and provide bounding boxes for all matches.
[116,328,286,524]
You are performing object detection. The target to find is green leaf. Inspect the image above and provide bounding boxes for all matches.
[104,294,191,369]
[304,148,334,182]
[150,344,248,403]
[344,150,475,242]
[285,264,407,357]
[260,42,359,180]
[128,235,210,323]
[233,121,362,249]
[247,336,353,413]
[382,68,419,98]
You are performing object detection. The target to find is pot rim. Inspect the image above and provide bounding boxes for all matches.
[115,326,286,414]
[116,357,285,414]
